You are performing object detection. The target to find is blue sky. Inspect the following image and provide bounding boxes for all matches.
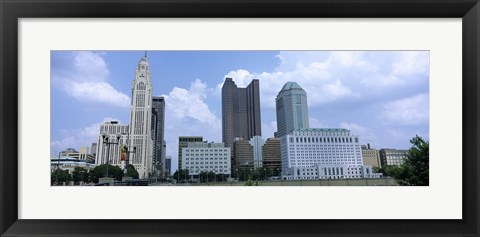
[51,51,429,171]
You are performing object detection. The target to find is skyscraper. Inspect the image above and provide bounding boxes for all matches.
[221,78,261,148]
[151,96,165,177]
[128,56,153,179]
[275,82,309,138]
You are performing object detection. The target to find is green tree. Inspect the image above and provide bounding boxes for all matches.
[126,164,139,179]
[390,135,429,186]
[173,169,189,183]
[215,173,227,182]
[51,169,72,184]
[72,167,90,183]
[89,164,124,183]
[244,175,259,186]
[235,167,254,181]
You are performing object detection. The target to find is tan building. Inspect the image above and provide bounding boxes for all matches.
[262,138,281,176]
[232,137,253,168]
[361,144,381,169]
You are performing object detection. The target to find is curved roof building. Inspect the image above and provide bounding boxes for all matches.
[276,81,309,137]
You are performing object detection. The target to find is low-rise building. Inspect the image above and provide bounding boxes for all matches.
[182,142,231,176]
[232,137,253,168]
[51,157,96,173]
[380,148,408,167]
[362,144,382,169]
[281,128,382,180]
[262,137,281,176]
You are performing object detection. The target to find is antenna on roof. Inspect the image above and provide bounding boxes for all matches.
[145,51,147,58]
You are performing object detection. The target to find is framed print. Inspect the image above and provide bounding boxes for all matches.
[1,0,479,236]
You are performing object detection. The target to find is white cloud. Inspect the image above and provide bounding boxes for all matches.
[379,94,429,125]
[51,117,120,156]
[164,79,220,126]
[309,117,324,128]
[162,79,222,171]
[339,122,377,145]
[392,51,430,77]
[261,120,278,139]
[52,51,130,107]
[214,51,429,110]
[62,81,130,107]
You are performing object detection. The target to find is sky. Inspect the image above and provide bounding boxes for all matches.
[51,50,429,172]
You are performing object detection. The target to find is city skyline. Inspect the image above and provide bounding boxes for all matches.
[51,50,429,172]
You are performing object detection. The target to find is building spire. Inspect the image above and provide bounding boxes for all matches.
[145,51,147,58]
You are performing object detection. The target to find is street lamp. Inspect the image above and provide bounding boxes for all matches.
[101,133,121,178]
[123,146,136,178]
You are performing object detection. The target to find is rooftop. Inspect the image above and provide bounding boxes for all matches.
[280,81,304,92]
[293,128,350,132]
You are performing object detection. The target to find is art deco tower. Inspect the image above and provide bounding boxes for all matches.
[222,78,261,148]
[128,55,154,179]
[275,82,309,138]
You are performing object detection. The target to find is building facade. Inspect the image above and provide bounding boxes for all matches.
[181,142,231,176]
[275,82,310,138]
[151,96,166,177]
[281,128,381,180]
[380,149,409,167]
[51,157,96,173]
[362,144,382,169]
[262,137,281,176]
[128,56,154,179]
[221,78,262,148]
[232,137,253,168]
[165,156,172,176]
[95,121,129,168]
[90,143,97,158]
[60,147,95,163]
[178,136,203,171]
[249,136,265,168]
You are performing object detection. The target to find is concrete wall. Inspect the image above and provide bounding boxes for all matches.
[190,177,398,186]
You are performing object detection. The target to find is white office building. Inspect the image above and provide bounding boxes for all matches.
[182,142,231,176]
[96,121,129,169]
[281,128,382,180]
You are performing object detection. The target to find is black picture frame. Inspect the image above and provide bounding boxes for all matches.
[1,0,479,236]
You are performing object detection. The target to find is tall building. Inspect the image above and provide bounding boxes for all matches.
[95,121,129,168]
[281,128,381,180]
[91,143,97,158]
[262,137,281,176]
[178,136,203,171]
[151,96,166,177]
[275,82,309,138]
[128,56,154,179]
[221,78,261,148]
[380,149,408,167]
[182,142,231,176]
[165,156,172,176]
[362,144,382,169]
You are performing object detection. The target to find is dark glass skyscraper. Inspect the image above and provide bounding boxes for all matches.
[151,96,165,177]
[221,78,262,148]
